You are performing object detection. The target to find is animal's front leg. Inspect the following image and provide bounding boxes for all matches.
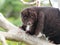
[20,25,26,31]
[35,12,45,36]
[34,12,49,40]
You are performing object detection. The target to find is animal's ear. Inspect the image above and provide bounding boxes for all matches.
[21,9,28,15]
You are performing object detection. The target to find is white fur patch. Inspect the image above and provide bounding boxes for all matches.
[37,32,49,41]
[26,25,30,31]
[37,32,43,37]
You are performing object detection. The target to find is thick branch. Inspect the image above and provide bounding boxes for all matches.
[0,13,56,45]
[0,13,18,31]
[0,31,55,45]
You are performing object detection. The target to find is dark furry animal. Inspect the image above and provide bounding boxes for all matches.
[21,7,60,44]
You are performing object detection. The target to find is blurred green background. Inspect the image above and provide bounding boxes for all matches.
[0,0,52,45]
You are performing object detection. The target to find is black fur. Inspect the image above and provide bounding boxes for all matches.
[21,7,60,44]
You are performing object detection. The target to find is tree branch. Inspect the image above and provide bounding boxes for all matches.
[0,13,18,31]
[0,13,56,45]
[20,0,37,5]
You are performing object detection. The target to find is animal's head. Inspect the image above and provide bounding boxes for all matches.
[21,8,37,27]
[21,8,37,33]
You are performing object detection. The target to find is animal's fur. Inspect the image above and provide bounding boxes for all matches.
[21,7,60,44]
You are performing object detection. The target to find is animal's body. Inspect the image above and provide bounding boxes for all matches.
[21,7,60,44]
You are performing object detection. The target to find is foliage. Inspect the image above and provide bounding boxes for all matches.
[24,0,33,2]
[0,0,28,18]
[7,17,22,26]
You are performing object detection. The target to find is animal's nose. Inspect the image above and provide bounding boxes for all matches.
[27,21,31,25]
